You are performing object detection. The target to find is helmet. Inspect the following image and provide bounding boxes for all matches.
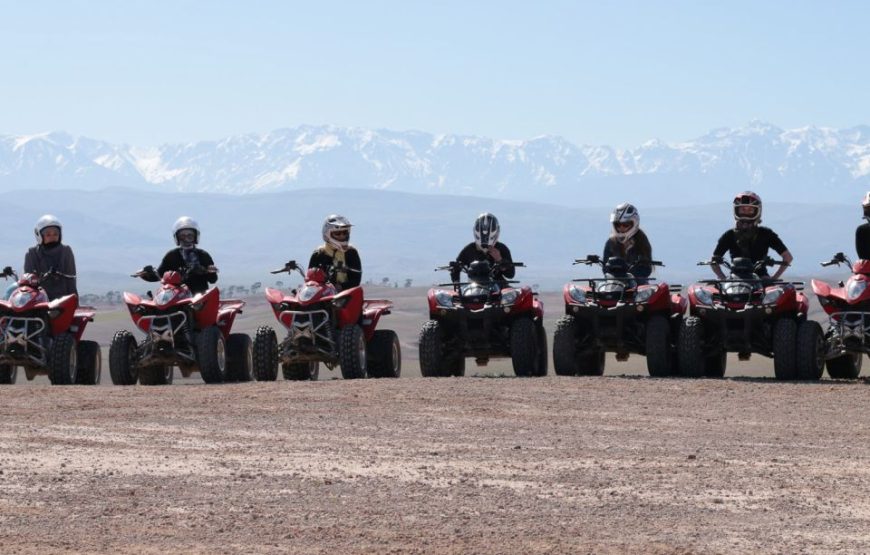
[733,191,762,225]
[172,216,200,246]
[322,214,352,252]
[473,213,500,250]
[862,192,870,220]
[610,202,640,243]
[34,214,62,245]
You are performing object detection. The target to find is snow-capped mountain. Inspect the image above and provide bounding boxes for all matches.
[2,121,869,205]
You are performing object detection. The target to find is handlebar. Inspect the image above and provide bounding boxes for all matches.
[819,251,851,268]
[698,257,783,270]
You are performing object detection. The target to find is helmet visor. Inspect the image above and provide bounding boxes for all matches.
[177,229,196,242]
[331,229,350,240]
[734,204,759,220]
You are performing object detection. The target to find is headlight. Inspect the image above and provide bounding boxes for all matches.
[462,285,489,298]
[568,285,586,304]
[692,286,713,306]
[10,290,33,308]
[847,279,867,301]
[155,289,176,306]
[597,280,624,294]
[434,290,454,307]
[298,285,319,302]
[501,289,518,306]
[762,288,783,305]
[634,286,656,303]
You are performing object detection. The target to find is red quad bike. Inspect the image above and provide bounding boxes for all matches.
[552,255,686,377]
[418,260,547,377]
[253,260,400,381]
[0,266,100,385]
[679,256,822,380]
[109,266,250,385]
[811,252,870,379]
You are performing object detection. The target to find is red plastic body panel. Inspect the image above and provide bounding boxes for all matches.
[48,294,78,336]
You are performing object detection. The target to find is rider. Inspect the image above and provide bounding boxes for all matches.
[602,202,653,281]
[308,214,362,291]
[856,192,870,259]
[23,214,78,300]
[711,191,793,281]
[451,213,515,284]
[142,217,217,294]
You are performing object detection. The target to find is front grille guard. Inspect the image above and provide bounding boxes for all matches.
[0,316,48,367]
[137,311,196,364]
[828,311,870,356]
[279,309,336,361]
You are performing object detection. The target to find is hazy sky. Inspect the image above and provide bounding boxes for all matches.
[1,1,868,147]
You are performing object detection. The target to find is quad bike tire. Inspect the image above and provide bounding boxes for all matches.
[0,364,17,384]
[139,365,174,386]
[283,361,319,381]
[645,315,673,377]
[826,352,863,380]
[678,316,706,378]
[796,320,825,381]
[367,330,401,378]
[75,340,102,385]
[578,349,606,376]
[48,333,78,385]
[772,318,798,380]
[553,315,580,376]
[448,356,465,377]
[419,320,450,378]
[226,333,254,382]
[510,318,540,377]
[109,331,139,385]
[252,326,279,381]
[534,323,548,377]
[338,324,367,379]
[704,350,727,378]
[196,326,227,384]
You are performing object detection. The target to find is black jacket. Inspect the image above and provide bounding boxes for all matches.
[24,243,77,301]
[451,242,515,283]
[143,247,217,294]
[857,223,870,260]
[308,246,362,290]
[602,230,653,279]
[713,226,788,277]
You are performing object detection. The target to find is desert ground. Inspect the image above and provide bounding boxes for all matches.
[1,286,869,553]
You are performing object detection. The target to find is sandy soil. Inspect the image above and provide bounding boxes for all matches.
[2,286,869,553]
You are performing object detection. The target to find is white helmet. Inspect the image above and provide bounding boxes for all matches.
[34,214,62,245]
[610,202,639,243]
[172,216,200,246]
[322,214,352,252]
[473,213,500,251]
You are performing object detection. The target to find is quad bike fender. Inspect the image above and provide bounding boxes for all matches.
[216,299,245,339]
[854,260,870,275]
[335,286,364,328]
[771,286,799,316]
[795,292,809,316]
[811,279,831,299]
[361,299,393,341]
[48,294,78,336]
[265,287,284,305]
[643,284,670,312]
[192,287,220,330]
[670,293,687,315]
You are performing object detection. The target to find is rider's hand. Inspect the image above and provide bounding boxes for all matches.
[487,247,502,262]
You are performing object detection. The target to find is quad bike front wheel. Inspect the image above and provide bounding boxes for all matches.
[367,329,401,378]
[197,326,227,384]
[510,318,540,377]
[534,323,548,377]
[75,340,102,385]
[645,315,673,378]
[252,326,278,381]
[139,365,174,386]
[226,333,254,382]
[283,361,319,381]
[796,320,825,381]
[109,331,139,385]
[772,318,797,380]
[553,315,580,376]
[0,364,17,384]
[827,352,862,379]
[48,333,78,385]
[678,316,705,378]
[339,324,367,379]
[704,350,727,378]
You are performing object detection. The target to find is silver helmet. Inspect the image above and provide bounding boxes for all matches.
[34,214,62,245]
[473,213,500,250]
[610,202,639,243]
[322,214,352,252]
[172,216,200,246]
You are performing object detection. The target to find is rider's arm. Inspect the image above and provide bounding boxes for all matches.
[156,249,178,277]
[857,224,870,260]
[495,243,515,279]
[768,230,791,280]
[200,250,218,284]
[451,244,473,282]
[345,248,362,289]
[63,246,78,296]
[23,248,36,274]
[771,250,793,281]
[711,231,731,280]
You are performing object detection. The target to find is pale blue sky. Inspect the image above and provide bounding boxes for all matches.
[1,0,867,147]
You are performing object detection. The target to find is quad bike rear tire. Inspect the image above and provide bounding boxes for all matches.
[139,365,174,385]
[252,326,279,381]
[553,315,580,376]
[826,352,863,379]
[510,318,539,377]
[704,350,727,378]
[796,320,825,381]
[48,333,77,385]
[75,340,102,385]
[339,325,367,379]
[197,326,227,384]
[0,364,17,384]
[645,315,673,377]
[367,330,401,378]
[109,331,139,385]
[578,349,605,376]
[226,333,253,382]
[772,318,797,380]
[534,323,548,377]
[678,316,706,378]
[283,361,319,381]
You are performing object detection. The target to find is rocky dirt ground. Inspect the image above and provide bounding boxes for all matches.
[1,287,868,553]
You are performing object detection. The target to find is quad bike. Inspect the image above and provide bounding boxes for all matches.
[418,260,546,377]
[552,255,685,377]
[109,265,250,385]
[253,260,400,381]
[679,256,821,380]
[0,266,100,385]
[810,252,870,379]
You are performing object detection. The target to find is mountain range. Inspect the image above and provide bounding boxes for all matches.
[2,122,869,206]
